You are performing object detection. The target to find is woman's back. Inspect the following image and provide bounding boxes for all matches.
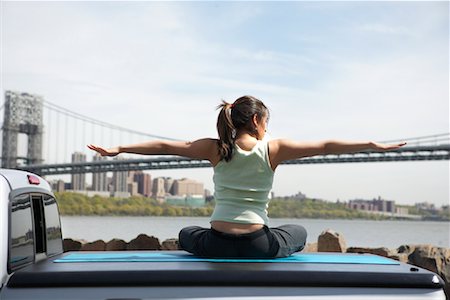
[211,139,274,225]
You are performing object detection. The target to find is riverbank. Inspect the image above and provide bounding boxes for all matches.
[55,192,450,221]
[63,229,450,298]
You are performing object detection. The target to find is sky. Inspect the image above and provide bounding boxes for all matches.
[1,1,449,206]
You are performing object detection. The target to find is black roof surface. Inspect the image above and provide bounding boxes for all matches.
[7,251,444,289]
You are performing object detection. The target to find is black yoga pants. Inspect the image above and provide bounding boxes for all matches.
[178,224,307,258]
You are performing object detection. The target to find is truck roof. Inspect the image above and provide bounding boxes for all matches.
[0,169,52,198]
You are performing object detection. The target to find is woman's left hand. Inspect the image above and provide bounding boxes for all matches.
[370,141,407,151]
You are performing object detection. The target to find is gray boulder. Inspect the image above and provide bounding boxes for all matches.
[161,238,180,250]
[405,244,450,299]
[80,239,106,251]
[106,238,127,251]
[317,229,347,252]
[62,238,82,252]
[303,242,318,253]
[127,234,161,250]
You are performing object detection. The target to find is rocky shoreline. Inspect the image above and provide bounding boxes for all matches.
[63,229,450,298]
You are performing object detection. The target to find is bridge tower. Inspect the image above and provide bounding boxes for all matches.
[1,91,44,168]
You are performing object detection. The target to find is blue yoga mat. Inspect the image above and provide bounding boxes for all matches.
[54,252,399,265]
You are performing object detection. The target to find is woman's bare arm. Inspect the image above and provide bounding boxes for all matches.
[87,138,220,165]
[269,139,406,170]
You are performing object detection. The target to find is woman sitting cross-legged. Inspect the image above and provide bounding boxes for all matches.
[88,95,406,258]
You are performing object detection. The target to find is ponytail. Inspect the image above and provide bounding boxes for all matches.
[216,101,235,162]
[216,95,269,162]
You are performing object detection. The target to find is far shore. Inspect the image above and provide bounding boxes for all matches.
[60,214,450,222]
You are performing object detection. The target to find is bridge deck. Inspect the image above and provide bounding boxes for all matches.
[19,144,450,176]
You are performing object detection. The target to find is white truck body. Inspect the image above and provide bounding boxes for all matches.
[0,169,446,300]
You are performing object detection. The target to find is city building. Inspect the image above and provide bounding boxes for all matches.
[71,152,86,191]
[133,171,152,197]
[348,196,396,213]
[49,179,65,193]
[112,157,129,198]
[172,178,204,197]
[349,199,377,211]
[92,154,108,192]
[150,176,206,201]
[128,181,139,196]
[152,177,166,201]
[395,207,409,215]
[415,202,437,212]
[164,177,175,195]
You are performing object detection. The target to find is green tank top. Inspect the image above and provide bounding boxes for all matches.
[211,140,274,225]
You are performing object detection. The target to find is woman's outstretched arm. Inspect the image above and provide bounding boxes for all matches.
[269,139,407,170]
[87,138,220,164]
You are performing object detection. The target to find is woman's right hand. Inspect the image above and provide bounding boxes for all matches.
[87,144,120,157]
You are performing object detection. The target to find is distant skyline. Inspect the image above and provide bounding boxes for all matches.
[1,1,448,206]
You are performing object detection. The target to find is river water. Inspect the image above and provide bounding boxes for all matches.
[60,216,449,249]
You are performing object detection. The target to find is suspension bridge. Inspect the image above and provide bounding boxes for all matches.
[1,91,449,177]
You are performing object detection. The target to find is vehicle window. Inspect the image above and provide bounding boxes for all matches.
[31,195,46,254]
[43,195,63,256]
[9,194,34,272]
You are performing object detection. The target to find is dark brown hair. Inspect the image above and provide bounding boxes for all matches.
[216,95,269,162]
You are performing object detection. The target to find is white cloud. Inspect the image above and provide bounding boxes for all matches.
[357,23,415,36]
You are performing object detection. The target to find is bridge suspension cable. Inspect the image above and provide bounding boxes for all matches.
[42,100,180,141]
[380,133,449,146]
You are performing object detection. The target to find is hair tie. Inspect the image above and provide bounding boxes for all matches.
[225,104,235,129]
